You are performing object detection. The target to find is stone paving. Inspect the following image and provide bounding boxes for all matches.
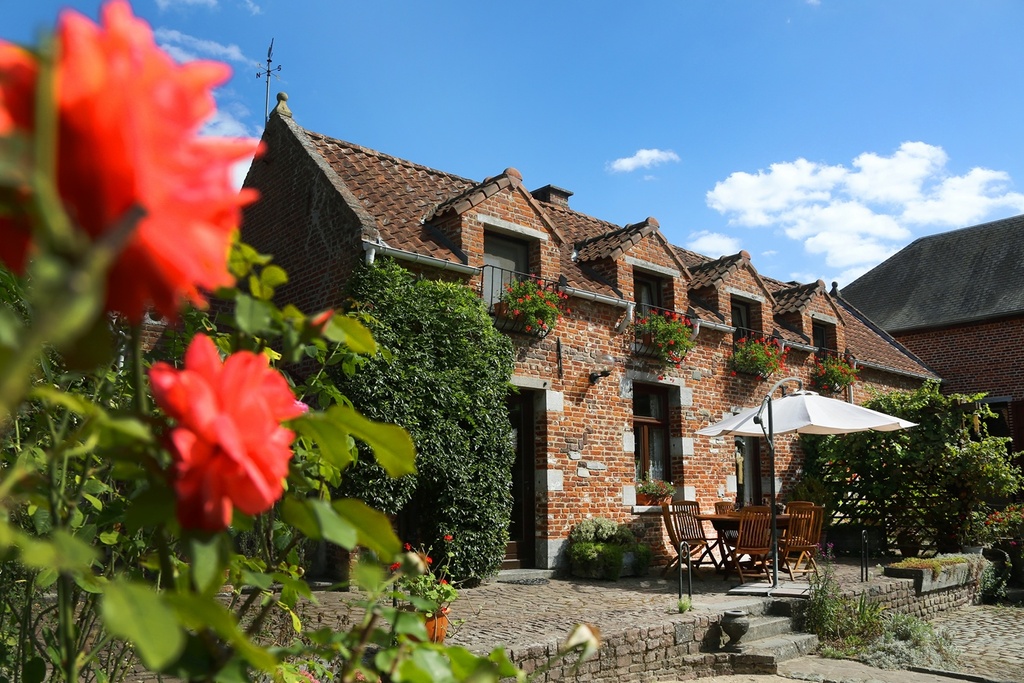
[296,556,1023,682]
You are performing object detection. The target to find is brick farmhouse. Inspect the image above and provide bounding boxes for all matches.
[842,214,1024,472]
[240,94,937,569]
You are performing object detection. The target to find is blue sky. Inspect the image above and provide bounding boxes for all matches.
[8,1,1024,287]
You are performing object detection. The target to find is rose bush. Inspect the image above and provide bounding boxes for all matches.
[0,3,600,681]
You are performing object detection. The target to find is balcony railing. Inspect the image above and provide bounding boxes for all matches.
[632,303,691,359]
[480,264,562,337]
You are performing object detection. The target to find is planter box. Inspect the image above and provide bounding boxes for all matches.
[883,562,973,595]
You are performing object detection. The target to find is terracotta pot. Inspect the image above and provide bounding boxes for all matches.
[425,610,450,643]
[636,493,669,506]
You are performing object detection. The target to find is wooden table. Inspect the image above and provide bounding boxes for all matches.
[696,513,791,575]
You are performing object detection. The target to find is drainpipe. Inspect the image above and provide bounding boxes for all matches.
[362,240,479,275]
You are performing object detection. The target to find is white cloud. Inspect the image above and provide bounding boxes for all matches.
[706,142,1024,278]
[154,28,249,65]
[608,148,680,173]
[686,231,740,257]
[238,0,262,14]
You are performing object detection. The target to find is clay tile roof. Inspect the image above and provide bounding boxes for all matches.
[428,168,520,219]
[575,217,659,262]
[305,130,475,263]
[687,251,751,289]
[773,280,827,314]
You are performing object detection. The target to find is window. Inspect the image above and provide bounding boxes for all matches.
[483,232,530,307]
[731,299,752,341]
[634,274,663,315]
[812,321,836,353]
[633,385,669,482]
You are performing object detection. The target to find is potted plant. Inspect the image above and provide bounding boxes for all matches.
[728,336,787,379]
[809,354,858,394]
[393,536,459,642]
[636,478,675,505]
[497,277,569,336]
[632,310,696,366]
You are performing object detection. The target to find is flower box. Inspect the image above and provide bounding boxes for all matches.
[883,558,979,594]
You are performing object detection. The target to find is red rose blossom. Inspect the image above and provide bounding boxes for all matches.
[149,334,305,531]
[0,0,259,321]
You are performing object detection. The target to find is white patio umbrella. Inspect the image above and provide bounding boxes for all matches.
[695,378,917,588]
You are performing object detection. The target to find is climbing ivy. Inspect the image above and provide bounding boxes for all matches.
[331,259,516,579]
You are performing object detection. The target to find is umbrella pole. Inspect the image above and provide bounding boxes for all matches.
[767,397,779,589]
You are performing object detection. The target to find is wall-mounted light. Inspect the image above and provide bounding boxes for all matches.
[589,353,615,384]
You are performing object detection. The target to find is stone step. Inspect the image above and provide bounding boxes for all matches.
[730,632,820,675]
[735,615,796,643]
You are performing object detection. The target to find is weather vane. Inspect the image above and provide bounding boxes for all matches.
[256,38,283,123]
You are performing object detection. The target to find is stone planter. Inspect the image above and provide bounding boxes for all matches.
[883,561,975,595]
[994,538,1024,586]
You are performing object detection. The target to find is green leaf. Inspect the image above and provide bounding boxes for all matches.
[322,315,377,355]
[324,405,416,478]
[166,593,276,671]
[292,412,356,472]
[124,485,175,532]
[332,498,400,557]
[260,265,288,289]
[22,656,46,683]
[19,529,97,572]
[307,499,357,549]
[235,293,272,335]
[101,581,185,670]
[29,385,98,417]
[188,535,227,595]
[280,496,321,540]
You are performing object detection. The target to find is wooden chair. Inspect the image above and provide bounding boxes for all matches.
[661,501,719,578]
[780,505,824,580]
[714,501,736,514]
[784,500,815,514]
[712,501,738,565]
[726,506,772,583]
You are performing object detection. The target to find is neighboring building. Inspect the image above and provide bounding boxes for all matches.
[241,94,936,569]
[841,214,1024,468]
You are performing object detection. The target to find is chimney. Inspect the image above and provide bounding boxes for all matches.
[531,184,573,208]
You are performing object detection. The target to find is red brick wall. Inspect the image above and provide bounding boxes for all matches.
[240,115,364,315]
[895,317,1024,401]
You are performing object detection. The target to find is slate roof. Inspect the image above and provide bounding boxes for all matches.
[841,214,1024,332]
[294,122,932,379]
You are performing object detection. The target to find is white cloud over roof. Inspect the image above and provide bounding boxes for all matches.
[686,231,740,257]
[706,141,1024,277]
[608,149,681,173]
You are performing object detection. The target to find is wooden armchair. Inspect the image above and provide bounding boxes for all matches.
[661,501,719,577]
[780,505,823,580]
[726,506,772,583]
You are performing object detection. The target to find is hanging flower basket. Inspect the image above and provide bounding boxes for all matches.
[728,336,787,379]
[632,310,696,366]
[809,354,858,394]
[497,277,569,336]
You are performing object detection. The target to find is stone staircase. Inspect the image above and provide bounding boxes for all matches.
[721,599,819,675]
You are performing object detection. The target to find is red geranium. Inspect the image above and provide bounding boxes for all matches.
[0,0,259,320]
[149,334,305,531]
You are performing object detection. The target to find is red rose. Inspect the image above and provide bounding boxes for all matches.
[389,562,400,572]
[403,543,412,551]
[444,534,453,542]
[149,334,305,531]
[0,0,259,321]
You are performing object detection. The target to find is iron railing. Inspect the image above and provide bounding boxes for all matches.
[479,264,562,337]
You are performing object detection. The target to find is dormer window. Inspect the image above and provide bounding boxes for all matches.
[483,231,530,307]
[731,299,752,341]
[635,273,664,315]
[812,320,836,353]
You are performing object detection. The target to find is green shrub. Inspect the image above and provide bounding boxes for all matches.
[332,259,515,580]
[566,518,650,580]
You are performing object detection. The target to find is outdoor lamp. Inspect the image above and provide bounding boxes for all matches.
[589,353,615,384]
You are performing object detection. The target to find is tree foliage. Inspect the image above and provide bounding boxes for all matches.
[802,381,1022,552]
[333,259,516,580]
